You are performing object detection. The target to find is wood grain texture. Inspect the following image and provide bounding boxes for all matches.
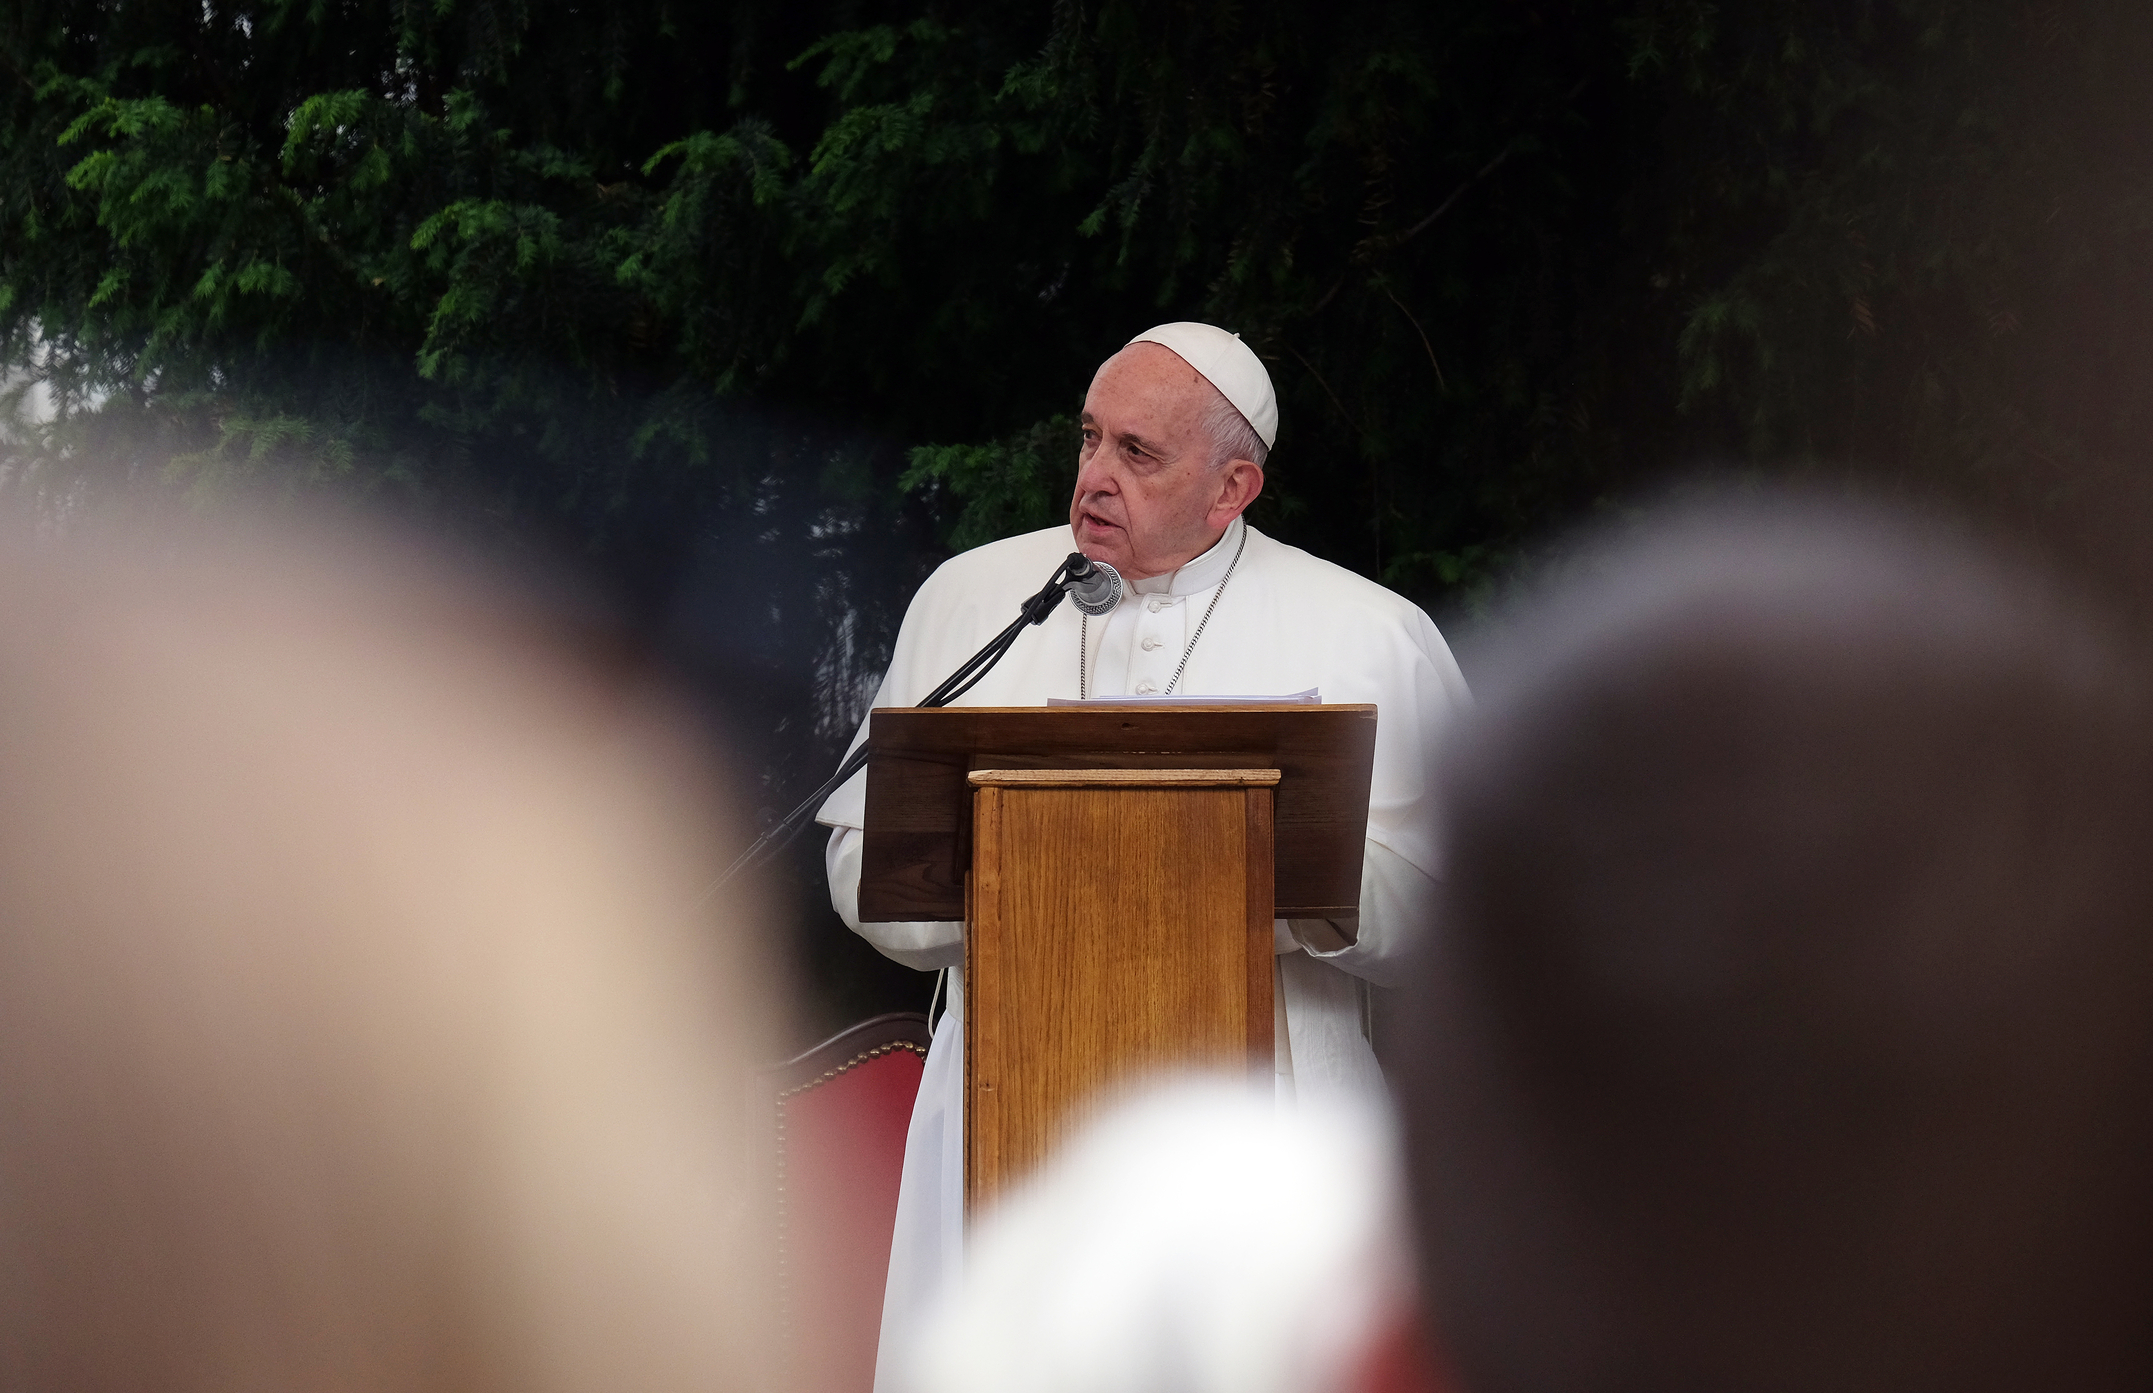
[859,705,1375,922]
[966,777,1277,1213]
[969,768,1281,788]
[1244,785,1276,1062]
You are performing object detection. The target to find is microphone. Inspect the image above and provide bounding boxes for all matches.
[1062,553,1123,616]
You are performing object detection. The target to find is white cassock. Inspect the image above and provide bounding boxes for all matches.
[815,516,1470,1392]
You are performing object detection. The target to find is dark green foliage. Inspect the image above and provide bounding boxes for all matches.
[17,0,2151,590]
[1,0,1654,595]
[902,415,1079,554]
[1649,2,2153,526]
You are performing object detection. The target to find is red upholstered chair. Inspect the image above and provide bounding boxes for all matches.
[761,1012,932,1393]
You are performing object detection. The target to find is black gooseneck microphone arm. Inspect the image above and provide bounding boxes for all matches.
[707,555,1086,893]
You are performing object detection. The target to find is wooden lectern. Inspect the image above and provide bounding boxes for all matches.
[855,705,1377,1212]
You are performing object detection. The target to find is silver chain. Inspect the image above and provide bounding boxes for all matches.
[1080,519,1248,699]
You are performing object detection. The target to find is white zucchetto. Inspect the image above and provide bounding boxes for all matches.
[1126,322,1279,449]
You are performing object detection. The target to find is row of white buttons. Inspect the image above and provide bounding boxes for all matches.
[1129,592,1180,696]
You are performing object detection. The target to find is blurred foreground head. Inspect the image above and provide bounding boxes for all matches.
[910,1080,1413,1393]
[0,513,774,1392]
[1398,494,2153,1392]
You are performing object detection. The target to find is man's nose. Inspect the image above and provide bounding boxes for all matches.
[1074,452,1120,497]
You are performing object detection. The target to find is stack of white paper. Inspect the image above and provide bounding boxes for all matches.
[1044,688,1320,707]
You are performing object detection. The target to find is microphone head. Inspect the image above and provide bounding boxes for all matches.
[1064,554,1123,617]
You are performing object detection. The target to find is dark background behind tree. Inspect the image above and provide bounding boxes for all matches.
[8,0,2153,1041]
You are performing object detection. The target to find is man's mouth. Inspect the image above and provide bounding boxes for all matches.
[1078,509,1122,534]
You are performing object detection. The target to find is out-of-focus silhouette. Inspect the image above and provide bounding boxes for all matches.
[905,1079,1414,1393]
[0,512,777,1392]
[1397,494,2153,1392]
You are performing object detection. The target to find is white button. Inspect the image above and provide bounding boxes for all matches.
[1147,598,1168,613]
[1141,636,1162,651]
[1134,679,1158,695]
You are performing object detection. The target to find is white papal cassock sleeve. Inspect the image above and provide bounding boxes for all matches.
[825,825,964,971]
[1286,840,1436,990]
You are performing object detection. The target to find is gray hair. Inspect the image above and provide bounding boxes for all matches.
[1200,387,1269,472]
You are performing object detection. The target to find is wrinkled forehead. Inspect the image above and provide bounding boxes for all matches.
[1083,341,1215,421]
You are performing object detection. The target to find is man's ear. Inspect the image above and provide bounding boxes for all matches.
[1209,459,1264,527]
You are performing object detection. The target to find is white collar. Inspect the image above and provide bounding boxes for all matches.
[1127,516,1246,597]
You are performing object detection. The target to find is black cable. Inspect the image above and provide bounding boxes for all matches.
[934,623,1028,706]
[917,612,1031,709]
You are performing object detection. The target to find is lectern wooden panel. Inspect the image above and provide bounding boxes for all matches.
[964,769,1277,1211]
[858,705,1376,923]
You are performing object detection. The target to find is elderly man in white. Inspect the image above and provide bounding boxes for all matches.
[817,322,1470,1389]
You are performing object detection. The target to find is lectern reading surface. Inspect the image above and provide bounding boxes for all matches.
[858,705,1376,921]
[855,704,1377,1209]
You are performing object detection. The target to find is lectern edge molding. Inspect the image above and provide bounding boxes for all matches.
[856,702,1378,925]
